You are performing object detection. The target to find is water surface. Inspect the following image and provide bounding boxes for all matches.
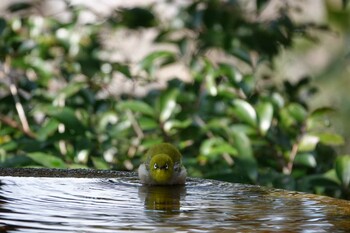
[0,169,349,232]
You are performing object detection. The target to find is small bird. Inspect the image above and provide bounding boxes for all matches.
[138,143,187,185]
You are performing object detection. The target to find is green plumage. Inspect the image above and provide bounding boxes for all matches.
[138,143,187,185]
[145,143,182,165]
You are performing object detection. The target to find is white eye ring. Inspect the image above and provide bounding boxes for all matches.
[164,164,169,170]
[153,163,158,169]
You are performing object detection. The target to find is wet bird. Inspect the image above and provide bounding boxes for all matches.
[138,143,187,185]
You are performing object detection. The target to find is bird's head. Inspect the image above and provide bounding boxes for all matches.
[149,153,174,184]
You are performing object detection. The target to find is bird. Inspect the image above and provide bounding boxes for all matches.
[138,143,187,185]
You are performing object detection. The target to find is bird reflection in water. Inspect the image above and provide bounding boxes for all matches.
[138,185,186,214]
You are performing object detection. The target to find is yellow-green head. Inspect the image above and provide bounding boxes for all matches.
[138,143,187,185]
[149,153,174,184]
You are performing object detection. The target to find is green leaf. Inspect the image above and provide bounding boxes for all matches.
[119,100,155,117]
[157,89,178,123]
[55,82,87,100]
[256,0,270,11]
[231,131,258,181]
[139,117,158,130]
[232,99,257,127]
[218,63,238,85]
[91,157,109,170]
[316,132,345,146]
[43,106,86,134]
[36,118,60,141]
[271,92,285,108]
[0,155,33,168]
[310,107,335,118]
[294,153,317,168]
[335,155,350,188]
[230,124,257,136]
[239,74,256,96]
[324,169,341,185]
[0,18,6,35]
[163,119,192,133]
[7,2,32,12]
[27,152,67,168]
[256,101,273,135]
[205,68,217,96]
[231,48,252,66]
[18,40,36,54]
[298,134,319,152]
[139,50,176,73]
[200,138,237,158]
[0,141,18,151]
[309,175,340,189]
[287,103,307,123]
[112,63,132,78]
[98,112,119,130]
[204,59,218,96]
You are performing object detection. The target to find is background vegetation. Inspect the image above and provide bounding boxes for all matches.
[1,0,350,199]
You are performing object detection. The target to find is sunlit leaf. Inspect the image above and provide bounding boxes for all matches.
[317,132,345,146]
[205,67,217,96]
[232,99,257,127]
[335,155,350,188]
[202,59,218,96]
[98,112,119,130]
[294,153,317,168]
[256,101,273,135]
[298,134,319,152]
[163,119,192,133]
[157,89,178,123]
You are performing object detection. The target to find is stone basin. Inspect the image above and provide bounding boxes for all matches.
[0,168,349,232]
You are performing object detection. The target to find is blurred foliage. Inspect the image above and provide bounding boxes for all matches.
[0,0,350,200]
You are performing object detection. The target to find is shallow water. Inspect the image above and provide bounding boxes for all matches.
[0,171,349,232]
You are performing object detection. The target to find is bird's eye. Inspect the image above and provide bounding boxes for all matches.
[164,163,169,170]
[153,163,158,169]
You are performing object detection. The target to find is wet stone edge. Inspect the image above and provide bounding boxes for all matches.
[0,167,136,178]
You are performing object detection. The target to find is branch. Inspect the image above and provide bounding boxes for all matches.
[2,56,35,138]
[284,124,306,175]
[0,114,35,138]
[126,109,144,139]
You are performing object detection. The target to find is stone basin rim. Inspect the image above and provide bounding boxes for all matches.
[1,167,350,208]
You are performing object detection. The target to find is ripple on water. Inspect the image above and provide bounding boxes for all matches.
[0,176,349,232]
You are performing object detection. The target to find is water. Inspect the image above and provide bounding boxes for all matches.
[0,170,349,232]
